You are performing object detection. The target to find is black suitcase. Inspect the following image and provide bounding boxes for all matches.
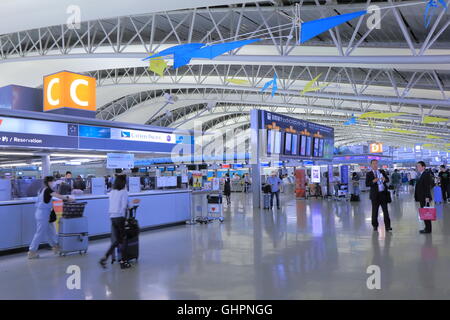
[350,194,360,202]
[112,205,140,263]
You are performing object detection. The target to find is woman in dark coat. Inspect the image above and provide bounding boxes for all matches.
[223,173,231,205]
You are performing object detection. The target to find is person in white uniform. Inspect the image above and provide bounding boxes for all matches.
[28,176,73,259]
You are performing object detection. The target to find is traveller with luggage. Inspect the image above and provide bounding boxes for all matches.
[27,176,74,259]
[350,172,360,201]
[391,169,402,197]
[223,173,231,205]
[99,174,135,269]
[415,161,435,234]
[266,171,283,210]
[438,165,449,202]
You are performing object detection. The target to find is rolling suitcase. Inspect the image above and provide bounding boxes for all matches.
[350,194,360,202]
[58,217,88,256]
[112,205,140,263]
[434,186,443,204]
[263,193,271,209]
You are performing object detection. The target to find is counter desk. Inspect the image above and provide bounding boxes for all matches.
[0,189,192,253]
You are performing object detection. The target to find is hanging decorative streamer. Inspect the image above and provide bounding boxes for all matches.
[383,128,418,134]
[424,0,448,28]
[426,134,443,139]
[423,115,449,123]
[148,55,168,77]
[300,11,367,44]
[359,111,407,119]
[343,114,357,126]
[260,73,278,97]
[143,39,261,69]
[300,73,328,95]
[226,78,250,85]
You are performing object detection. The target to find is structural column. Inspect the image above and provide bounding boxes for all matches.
[41,155,51,177]
[250,109,261,209]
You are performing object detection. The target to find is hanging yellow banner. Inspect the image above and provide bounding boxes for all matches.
[148,53,168,77]
[226,78,250,85]
[383,128,418,134]
[423,116,448,124]
[359,111,407,119]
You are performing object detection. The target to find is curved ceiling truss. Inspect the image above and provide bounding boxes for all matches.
[2,1,450,60]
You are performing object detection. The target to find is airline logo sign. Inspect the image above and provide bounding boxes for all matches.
[111,128,175,144]
[43,71,96,111]
[369,143,383,153]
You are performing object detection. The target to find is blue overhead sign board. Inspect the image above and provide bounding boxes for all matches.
[0,116,194,154]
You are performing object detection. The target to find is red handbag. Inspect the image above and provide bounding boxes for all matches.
[419,206,437,221]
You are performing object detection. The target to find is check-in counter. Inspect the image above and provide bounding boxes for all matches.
[0,189,191,252]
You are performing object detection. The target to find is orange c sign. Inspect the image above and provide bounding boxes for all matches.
[369,143,383,153]
[43,71,96,111]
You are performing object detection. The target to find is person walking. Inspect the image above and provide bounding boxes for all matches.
[266,171,283,210]
[351,172,360,196]
[27,176,73,259]
[365,159,392,232]
[99,175,132,269]
[438,165,449,202]
[223,173,231,205]
[409,169,417,187]
[415,161,435,234]
[243,173,251,193]
[391,169,402,197]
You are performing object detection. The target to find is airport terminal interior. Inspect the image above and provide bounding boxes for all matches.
[0,0,450,301]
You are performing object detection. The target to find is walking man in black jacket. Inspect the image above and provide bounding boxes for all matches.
[366,159,392,232]
[415,161,434,234]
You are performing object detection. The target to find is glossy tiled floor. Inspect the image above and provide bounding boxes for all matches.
[1,186,450,300]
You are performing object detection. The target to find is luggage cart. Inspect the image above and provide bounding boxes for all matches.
[58,201,89,256]
[61,201,88,218]
[196,193,224,224]
[333,184,350,201]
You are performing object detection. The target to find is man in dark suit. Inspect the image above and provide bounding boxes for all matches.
[415,161,434,234]
[366,159,392,232]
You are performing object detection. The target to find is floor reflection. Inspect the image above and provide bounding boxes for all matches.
[1,188,450,299]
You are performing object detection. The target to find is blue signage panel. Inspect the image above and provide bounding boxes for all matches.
[79,137,184,153]
[340,165,349,184]
[0,115,195,153]
[79,125,111,139]
[0,131,78,148]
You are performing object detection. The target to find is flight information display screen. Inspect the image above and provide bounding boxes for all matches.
[274,131,281,154]
[284,133,292,155]
[306,136,312,157]
[318,138,324,157]
[313,137,320,157]
[267,129,282,154]
[291,134,298,155]
[260,110,334,160]
[300,135,307,156]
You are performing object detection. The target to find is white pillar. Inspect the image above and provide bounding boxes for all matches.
[250,109,262,209]
[41,155,51,177]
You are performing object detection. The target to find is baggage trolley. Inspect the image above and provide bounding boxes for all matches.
[58,201,89,256]
[61,201,88,219]
[196,193,224,223]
